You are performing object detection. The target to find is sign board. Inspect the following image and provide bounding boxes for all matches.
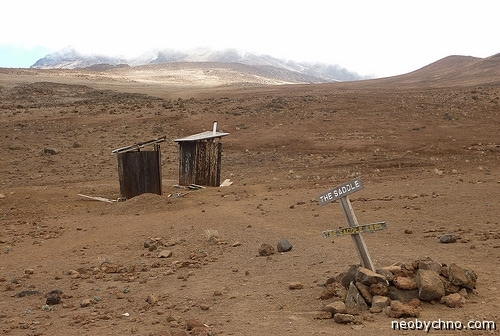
[317,176,363,206]
[322,221,386,238]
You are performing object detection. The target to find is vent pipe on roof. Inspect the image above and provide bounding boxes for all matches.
[213,121,217,135]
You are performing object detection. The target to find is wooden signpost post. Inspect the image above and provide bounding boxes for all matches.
[318,177,386,272]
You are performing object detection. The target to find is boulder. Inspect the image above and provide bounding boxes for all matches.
[387,286,419,303]
[416,269,445,301]
[393,276,418,290]
[345,282,368,311]
[355,267,388,286]
[370,295,390,313]
[447,263,477,289]
[384,300,420,318]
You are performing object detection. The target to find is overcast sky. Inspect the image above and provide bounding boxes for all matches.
[0,0,497,77]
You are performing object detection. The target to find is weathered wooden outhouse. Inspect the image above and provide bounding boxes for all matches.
[112,137,166,200]
[174,122,229,187]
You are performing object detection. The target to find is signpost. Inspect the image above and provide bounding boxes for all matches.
[318,177,386,272]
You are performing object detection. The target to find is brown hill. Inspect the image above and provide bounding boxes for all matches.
[367,53,500,88]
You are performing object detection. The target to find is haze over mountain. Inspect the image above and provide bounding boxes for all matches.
[31,47,367,83]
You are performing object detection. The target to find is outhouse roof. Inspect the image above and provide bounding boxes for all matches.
[174,131,230,142]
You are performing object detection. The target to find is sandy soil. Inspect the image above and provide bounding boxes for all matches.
[0,67,499,335]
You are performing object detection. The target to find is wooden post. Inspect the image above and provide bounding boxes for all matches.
[318,177,381,272]
[339,196,375,271]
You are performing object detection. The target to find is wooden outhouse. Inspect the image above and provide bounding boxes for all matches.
[112,137,166,200]
[174,122,229,187]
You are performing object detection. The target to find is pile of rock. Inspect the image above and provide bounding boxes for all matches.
[319,258,477,323]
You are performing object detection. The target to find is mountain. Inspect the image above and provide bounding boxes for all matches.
[30,47,366,83]
[371,53,500,88]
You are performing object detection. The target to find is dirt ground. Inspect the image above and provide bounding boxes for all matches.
[0,66,499,336]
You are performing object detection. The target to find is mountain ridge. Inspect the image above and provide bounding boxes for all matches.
[30,47,366,83]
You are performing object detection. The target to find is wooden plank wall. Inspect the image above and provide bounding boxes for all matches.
[178,140,222,187]
[117,149,162,199]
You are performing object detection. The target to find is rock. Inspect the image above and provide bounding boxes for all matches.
[369,282,389,296]
[0,193,6,199]
[418,259,442,273]
[440,293,465,308]
[393,276,418,290]
[441,276,461,295]
[324,301,347,315]
[387,286,419,303]
[370,295,390,312]
[277,239,292,252]
[439,233,457,243]
[355,282,372,304]
[258,243,275,256]
[345,282,368,311]
[288,282,303,290]
[146,293,158,305]
[407,298,421,308]
[45,289,62,305]
[340,265,360,288]
[80,299,92,307]
[376,268,394,282]
[333,313,358,324]
[157,250,173,258]
[416,269,445,301]
[320,282,347,301]
[447,263,477,289]
[355,267,388,286]
[186,319,206,331]
[385,300,420,318]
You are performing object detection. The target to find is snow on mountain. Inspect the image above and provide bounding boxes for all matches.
[31,47,366,82]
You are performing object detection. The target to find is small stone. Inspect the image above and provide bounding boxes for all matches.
[387,286,419,303]
[407,298,421,308]
[24,269,34,275]
[333,313,357,324]
[404,229,413,234]
[369,282,389,296]
[231,241,241,247]
[393,277,418,290]
[277,239,292,252]
[199,304,210,310]
[355,267,388,286]
[157,250,173,258]
[45,289,62,305]
[418,260,442,273]
[186,319,206,331]
[324,301,347,315]
[258,243,275,256]
[80,299,92,308]
[439,233,457,243]
[146,293,158,305]
[355,282,372,304]
[289,282,303,290]
[371,295,390,311]
[340,265,360,288]
[385,300,420,318]
[440,293,465,308]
